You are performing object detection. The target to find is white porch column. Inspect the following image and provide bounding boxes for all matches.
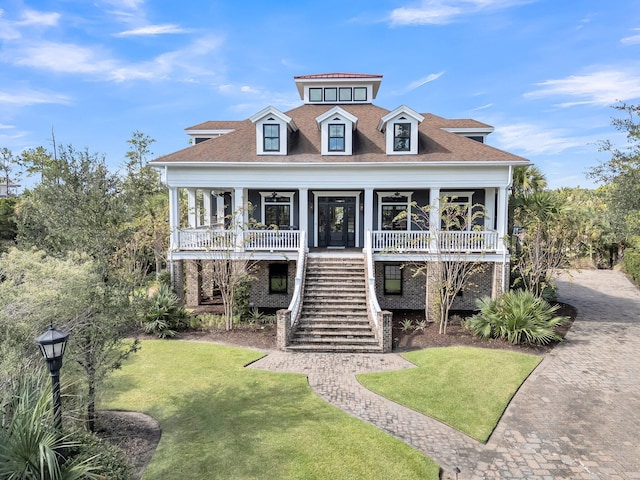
[364,188,374,238]
[202,190,213,227]
[496,186,508,251]
[169,187,180,250]
[233,187,246,250]
[429,187,440,251]
[429,188,440,230]
[298,188,308,243]
[186,188,197,228]
[484,188,496,230]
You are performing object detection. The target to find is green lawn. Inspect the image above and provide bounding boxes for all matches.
[358,347,541,442]
[101,340,439,480]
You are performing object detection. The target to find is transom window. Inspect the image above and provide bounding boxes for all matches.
[384,265,402,295]
[262,192,293,228]
[328,124,345,152]
[441,192,473,231]
[263,124,280,151]
[394,123,411,151]
[379,192,411,230]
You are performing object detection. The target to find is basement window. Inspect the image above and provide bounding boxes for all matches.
[384,265,402,295]
[269,263,288,294]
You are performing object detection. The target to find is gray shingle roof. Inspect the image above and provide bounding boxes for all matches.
[151,104,528,165]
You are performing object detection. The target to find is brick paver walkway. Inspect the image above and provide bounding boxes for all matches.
[250,269,640,479]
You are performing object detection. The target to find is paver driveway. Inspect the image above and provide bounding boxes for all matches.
[251,269,640,479]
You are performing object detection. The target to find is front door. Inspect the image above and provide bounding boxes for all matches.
[318,197,356,248]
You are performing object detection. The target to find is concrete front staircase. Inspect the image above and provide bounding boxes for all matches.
[287,254,382,353]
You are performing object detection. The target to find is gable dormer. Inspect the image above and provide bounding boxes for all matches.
[250,106,298,155]
[377,106,424,155]
[294,73,382,105]
[315,106,358,156]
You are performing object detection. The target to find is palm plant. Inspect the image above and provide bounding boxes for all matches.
[143,284,187,338]
[0,379,100,480]
[466,290,567,345]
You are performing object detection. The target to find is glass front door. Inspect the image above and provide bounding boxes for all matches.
[317,197,356,247]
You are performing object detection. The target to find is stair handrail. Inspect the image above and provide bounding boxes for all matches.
[287,230,307,327]
[364,231,381,329]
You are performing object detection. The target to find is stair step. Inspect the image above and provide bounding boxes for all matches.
[296,323,372,330]
[285,344,383,353]
[291,336,378,345]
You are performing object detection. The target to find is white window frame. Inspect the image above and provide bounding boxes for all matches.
[441,191,473,231]
[259,191,294,228]
[377,191,413,231]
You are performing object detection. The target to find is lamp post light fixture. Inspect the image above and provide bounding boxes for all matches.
[35,324,70,432]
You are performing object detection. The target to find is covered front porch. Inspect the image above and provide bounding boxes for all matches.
[168,185,510,257]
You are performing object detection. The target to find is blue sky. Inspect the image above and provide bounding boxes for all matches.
[2,0,640,190]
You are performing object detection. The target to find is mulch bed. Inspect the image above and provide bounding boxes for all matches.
[97,302,576,478]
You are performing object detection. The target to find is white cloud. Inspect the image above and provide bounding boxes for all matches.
[389,0,533,26]
[469,103,493,111]
[0,123,14,129]
[4,34,224,83]
[116,24,190,36]
[525,69,640,107]
[0,88,71,106]
[405,71,445,91]
[18,9,60,26]
[492,122,592,155]
[621,29,640,45]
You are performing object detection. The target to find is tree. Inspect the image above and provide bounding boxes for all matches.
[0,248,138,432]
[16,145,127,277]
[0,147,20,197]
[118,131,168,280]
[511,190,575,297]
[396,196,488,334]
[588,103,640,244]
[512,165,547,197]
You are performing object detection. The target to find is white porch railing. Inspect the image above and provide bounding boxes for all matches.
[178,229,235,250]
[364,232,381,329]
[286,231,307,327]
[438,230,498,252]
[371,229,499,253]
[177,228,300,251]
[243,230,300,251]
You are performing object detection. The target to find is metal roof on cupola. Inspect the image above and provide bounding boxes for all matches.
[294,72,383,103]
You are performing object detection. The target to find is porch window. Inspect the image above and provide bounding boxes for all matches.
[264,193,292,228]
[379,192,410,230]
[328,124,345,152]
[269,263,288,293]
[384,265,402,295]
[263,124,280,151]
[441,192,473,231]
[394,123,411,151]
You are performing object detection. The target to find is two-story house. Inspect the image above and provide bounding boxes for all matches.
[151,72,528,352]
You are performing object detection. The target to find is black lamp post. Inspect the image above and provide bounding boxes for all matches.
[35,324,70,432]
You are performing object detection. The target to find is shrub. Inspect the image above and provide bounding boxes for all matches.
[623,248,640,284]
[466,290,567,345]
[143,284,188,338]
[0,379,101,480]
[65,430,134,480]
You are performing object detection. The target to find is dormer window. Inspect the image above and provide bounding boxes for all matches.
[250,106,297,155]
[329,124,345,151]
[394,123,411,151]
[316,106,358,156]
[263,124,280,151]
[378,105,424,155]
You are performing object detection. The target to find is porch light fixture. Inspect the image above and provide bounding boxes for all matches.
[394,191,401,197]
[35,324,70,432]
[271,192,278,199]
[453,467,461,480]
